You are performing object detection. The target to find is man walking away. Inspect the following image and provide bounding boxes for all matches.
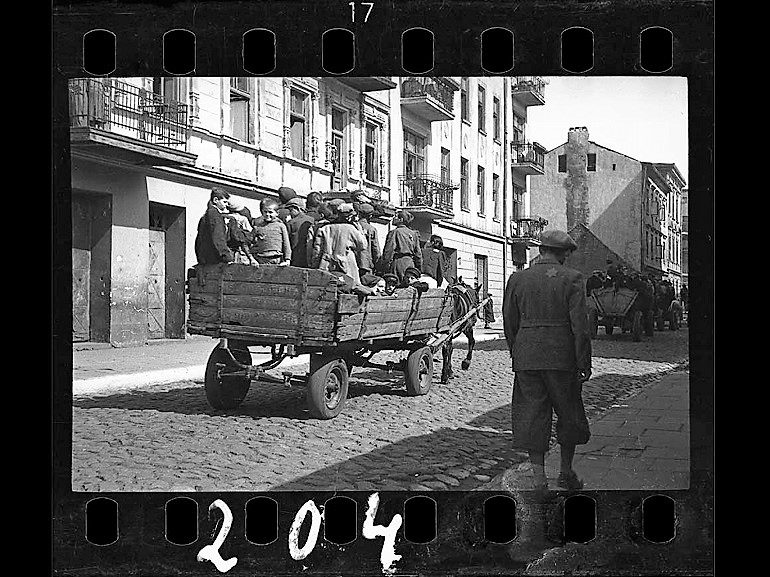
[195,188,234,265]
[503,230,592,491]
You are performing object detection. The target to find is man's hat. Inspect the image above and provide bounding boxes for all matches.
[277,186,297,202]
[284,197,306,210]
[539,230,578,250]
[327,198,345,207]
[383,273,399,283]
[357,203,374,216]
[404,266,422,278]
[336,202,355,213]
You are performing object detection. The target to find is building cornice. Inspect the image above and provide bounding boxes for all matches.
[436,220,505,243]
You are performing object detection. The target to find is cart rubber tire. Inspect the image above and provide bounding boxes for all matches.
[632,310,643,342]
[405,347,433,396]
[604,322,614,335]
[306,357,349,419]
[589,309,599,339]
[204,346,252,410]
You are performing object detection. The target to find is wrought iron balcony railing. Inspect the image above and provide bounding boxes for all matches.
[398,174,455,214]
[510,216,549,241]
[400,77,455,113]
[69,78,189,148]
[511,142,545,171]
[511,76,546,103]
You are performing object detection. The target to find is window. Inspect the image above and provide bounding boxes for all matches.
[558,154,567,172]
[492,96,500,140]
[461,77,469,122]
[460,157,469,210]
[587,153,596,171]
[512,184,524,220]
[478,85,486,133]
[492,173,500,219]
[332,108,347,188]
[477,166,485,214]
[403,129,425,178]
[612,163,617,171]
[365,122,379,182]
[440,148,451,184]
[229,78,251,142]
[290,89,308,161]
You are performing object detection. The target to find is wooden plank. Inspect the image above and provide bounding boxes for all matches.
[223,264,339,286]
[404,318,443,336]
[361,294,446,313]
[337,293,365,314]
[189,304,220,324]
[189,293,220,307]
[222,281,336,301]
[222,294,337,314]
[221,308,334,332]
[360,320,407,339]
[218,324,334,343]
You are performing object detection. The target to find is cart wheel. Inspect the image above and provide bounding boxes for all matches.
[204,345,252,410]
[604,322,614,335]
[405,346,433,396]
[589,309,599,339]
[306,357,349,419]
[632,310,643,342]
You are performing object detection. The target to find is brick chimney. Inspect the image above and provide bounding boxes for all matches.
[565,126,590,230]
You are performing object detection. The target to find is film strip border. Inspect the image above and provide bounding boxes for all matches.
[54,489,712,574]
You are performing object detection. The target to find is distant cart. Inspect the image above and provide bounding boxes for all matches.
[588,286,646,341]
[186,264,488,419]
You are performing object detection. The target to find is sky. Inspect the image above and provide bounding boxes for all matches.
[525,77,688,183]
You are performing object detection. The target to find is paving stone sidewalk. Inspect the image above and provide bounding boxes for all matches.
[482,370,690,492]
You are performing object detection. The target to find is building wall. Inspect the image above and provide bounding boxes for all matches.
[530,130,644,271]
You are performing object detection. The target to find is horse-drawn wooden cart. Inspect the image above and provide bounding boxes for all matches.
[588,286,646,341]
[186,264,487,419]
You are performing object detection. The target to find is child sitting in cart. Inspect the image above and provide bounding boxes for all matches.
[250,198,292,266]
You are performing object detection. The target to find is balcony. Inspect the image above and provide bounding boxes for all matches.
[400,77,456,122]
[398,174,455,220]
[337,77,398,92]
[510,216,549,244]
[511,142,546,175]
[511,76,546,107]
[68,78,196,167]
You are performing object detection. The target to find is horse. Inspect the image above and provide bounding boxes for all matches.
[440,282,480,384]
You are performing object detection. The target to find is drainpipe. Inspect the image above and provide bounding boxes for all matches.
[502,77,509,284]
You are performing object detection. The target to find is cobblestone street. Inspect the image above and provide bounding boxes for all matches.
[72,328,689,492]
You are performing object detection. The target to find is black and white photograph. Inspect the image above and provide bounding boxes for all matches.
[68,75,690,494]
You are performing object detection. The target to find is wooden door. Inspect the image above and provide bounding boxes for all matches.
[475,254,488,297]
[147,228,166,339]
[72,197,91,341]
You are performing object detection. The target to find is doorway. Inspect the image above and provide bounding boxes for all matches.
[148,202,186,339]
[72,193,112,342]
[475,254,489,297]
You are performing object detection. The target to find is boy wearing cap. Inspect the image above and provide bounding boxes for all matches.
[276,186,298,224]
[195,188,234,265]
[310,203,367,284]
[503,229,592,491]
[284,197,314,268]
[355,203,381,278]
[250,198,291,266]
[382,210,422,285]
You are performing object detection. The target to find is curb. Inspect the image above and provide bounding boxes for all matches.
[73,331,507,397]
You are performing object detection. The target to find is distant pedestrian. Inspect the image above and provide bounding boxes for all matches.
[250,198,291,266]
[483,293,495,328]
[503,229,592,491]
[195,188,234,265]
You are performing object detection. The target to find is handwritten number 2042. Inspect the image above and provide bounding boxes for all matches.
[349,2,374,22]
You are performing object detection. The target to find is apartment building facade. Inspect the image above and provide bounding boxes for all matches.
[68,75,545,346]
[529,127,686,291]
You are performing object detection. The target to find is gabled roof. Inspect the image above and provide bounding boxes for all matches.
[543,140,641,163]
